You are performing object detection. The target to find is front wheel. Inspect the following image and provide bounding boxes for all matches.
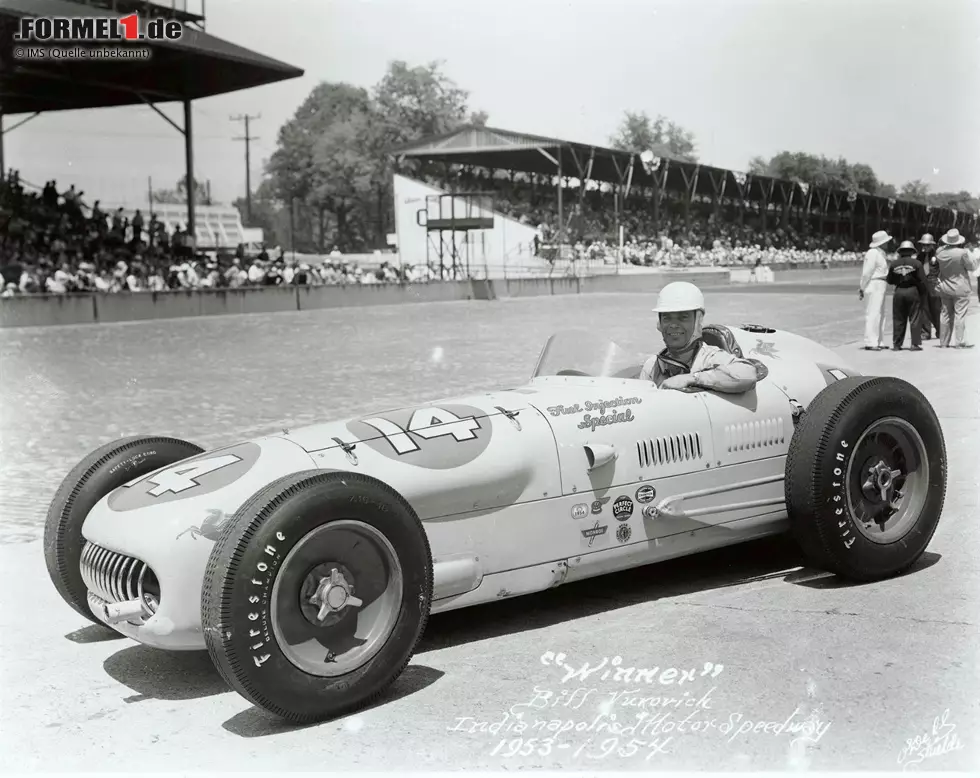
[202,470,433,723]
[44,435,205,624]
[785,376,946,581]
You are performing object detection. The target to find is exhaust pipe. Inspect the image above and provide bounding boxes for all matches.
[102,598,146,624]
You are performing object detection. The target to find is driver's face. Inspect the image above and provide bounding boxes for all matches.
[660,310,697,350]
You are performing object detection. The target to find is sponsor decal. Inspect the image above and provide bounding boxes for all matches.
[616,524,632,544]
[750,340,780,359]
[591,496,610,515]
[107,442,262,512]
[635,485,657,504]
[578,408,636,433]
[643,504,661,520]
[176,508,234,542]
[571,502,589,520]
[612,496,634,521]
[348,404,492,470]
[547,397,643,434]
[581,521,608,547]
[546,403,583,417]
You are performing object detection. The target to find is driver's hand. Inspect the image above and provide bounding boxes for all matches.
[661,374,698,392]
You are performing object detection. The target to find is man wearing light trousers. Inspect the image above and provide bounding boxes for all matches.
[934,229,975,348]
[859,230,892,350]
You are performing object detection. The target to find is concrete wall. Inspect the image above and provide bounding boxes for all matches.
[0,265,849,329]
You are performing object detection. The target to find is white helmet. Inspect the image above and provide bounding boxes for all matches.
[652,281,705,313]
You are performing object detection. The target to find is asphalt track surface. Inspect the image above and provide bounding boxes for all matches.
[1,282,977,772]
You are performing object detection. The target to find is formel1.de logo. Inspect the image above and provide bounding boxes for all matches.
[14,14,183,43]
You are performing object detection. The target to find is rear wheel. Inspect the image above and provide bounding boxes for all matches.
[785,377,946,581]
[202,470,433,723]
[44,435,204,624]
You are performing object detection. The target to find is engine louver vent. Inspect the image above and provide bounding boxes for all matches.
[637,433,703,468]
[725,418,786,452]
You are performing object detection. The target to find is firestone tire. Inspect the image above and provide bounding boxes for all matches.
[44,435,205,624]
[785,376,946,582]
[202,470,433,724]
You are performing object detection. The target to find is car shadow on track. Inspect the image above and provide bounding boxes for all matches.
[97,536,941,735]
[102,645,227,702]
[220,664,445,738]
[415,536,940,652]
[65,624,128,644]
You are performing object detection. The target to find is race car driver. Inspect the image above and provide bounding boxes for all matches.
[639,281,764,393]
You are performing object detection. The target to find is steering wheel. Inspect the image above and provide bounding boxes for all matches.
[556,369,590,377]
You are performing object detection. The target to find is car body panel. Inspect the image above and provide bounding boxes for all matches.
[76,325,861,650]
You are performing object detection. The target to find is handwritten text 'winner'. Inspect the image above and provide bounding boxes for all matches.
[541,652,724,685]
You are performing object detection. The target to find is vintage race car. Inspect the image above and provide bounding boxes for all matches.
[44,324,946,723]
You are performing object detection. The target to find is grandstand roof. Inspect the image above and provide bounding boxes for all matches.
[0,0,304,114]
[391,125,977,227]
[391,124,812,207]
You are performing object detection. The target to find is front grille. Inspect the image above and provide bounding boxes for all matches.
[80,541,158,613]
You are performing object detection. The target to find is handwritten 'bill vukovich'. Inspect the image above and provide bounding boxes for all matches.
[446,651,833,765]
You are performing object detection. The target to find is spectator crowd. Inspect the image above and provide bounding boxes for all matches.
[3,167,973,296]
[0,171,432,297]
[439,167,875,269]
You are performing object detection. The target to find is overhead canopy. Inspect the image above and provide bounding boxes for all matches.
[391,124,966,224]
[0,0,304,114]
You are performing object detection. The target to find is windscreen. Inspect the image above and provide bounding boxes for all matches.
[531,330,645,379]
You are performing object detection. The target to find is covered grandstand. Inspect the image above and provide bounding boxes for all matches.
[391,124,978,256]
[0,0,304,241]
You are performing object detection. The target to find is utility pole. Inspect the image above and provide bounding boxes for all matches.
[230,113,260,223]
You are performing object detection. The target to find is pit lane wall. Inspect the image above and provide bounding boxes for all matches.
[0,265,858,328]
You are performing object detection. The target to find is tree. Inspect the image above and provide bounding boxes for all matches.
[151,176,212,205]
[609,111,698,162]
[747,151,891,195]
[258,61,487,251]
[900,179,930,204]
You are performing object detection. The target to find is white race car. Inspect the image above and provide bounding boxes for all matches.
[44,325,946,723]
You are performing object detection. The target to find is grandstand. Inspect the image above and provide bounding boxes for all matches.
[390,124,978,274]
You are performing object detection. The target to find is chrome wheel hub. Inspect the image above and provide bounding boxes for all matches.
[845,417,929,544]
[271,520,404,677]
[862,460,903,504]
[305,566,363,623]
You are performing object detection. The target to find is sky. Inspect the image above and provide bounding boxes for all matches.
[5,0,980,209]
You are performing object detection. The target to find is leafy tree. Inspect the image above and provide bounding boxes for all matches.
[747,151,890,195]
[609,111,698,162]
[151,176,212,205]
[259,61,486,251]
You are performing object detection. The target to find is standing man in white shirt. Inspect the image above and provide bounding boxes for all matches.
[859,230,892,350]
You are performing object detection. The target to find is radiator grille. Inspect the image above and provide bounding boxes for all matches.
[637,433,703,468]
[725,418,786,452]
[80,540,155,608]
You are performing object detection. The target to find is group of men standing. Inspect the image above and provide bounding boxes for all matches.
[859,228,977,350]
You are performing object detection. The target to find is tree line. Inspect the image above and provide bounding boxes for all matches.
[219,61,977,252]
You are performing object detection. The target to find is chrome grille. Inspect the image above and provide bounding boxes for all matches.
[637,433,703,468]
[80,541,154,608]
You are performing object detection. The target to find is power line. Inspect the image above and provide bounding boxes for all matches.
[230,113,261,223]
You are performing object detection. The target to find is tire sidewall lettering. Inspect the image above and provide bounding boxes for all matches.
[226,479,431,706]
[828,437,855,548]
[244,532,287,670]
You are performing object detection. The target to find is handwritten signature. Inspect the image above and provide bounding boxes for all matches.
[897,709,965,770]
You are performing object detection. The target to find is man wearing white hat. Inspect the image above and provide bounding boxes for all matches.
[934,229,974,348]
[639,281,764,393]
[859,230,892,350]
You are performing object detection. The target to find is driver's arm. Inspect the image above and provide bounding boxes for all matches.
[692,352,766,394]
